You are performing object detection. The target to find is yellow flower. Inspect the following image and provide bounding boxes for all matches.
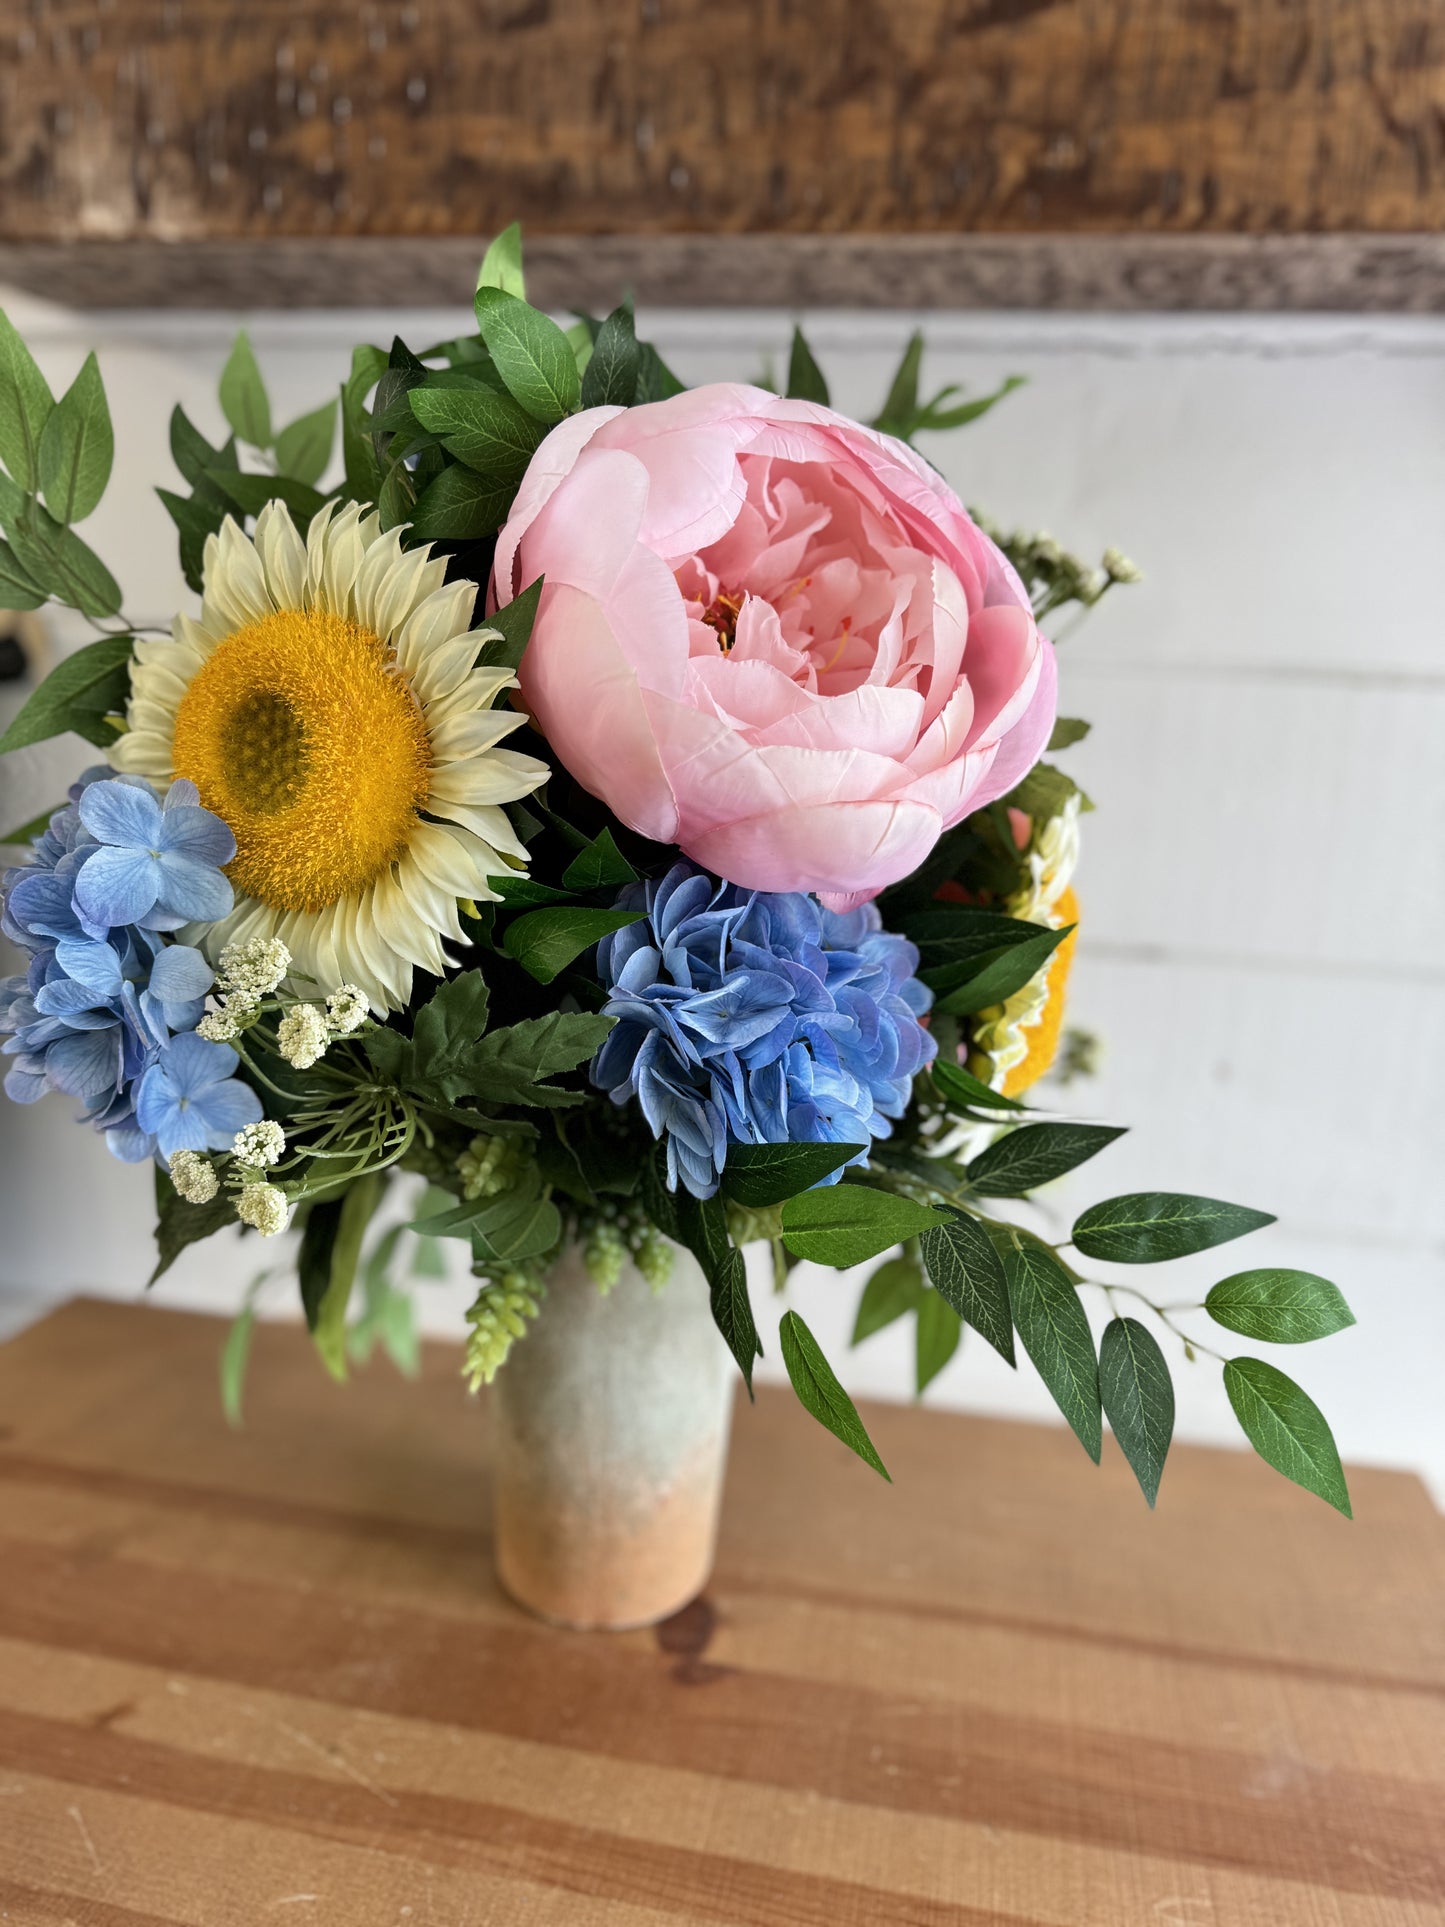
[112,501,547,1012]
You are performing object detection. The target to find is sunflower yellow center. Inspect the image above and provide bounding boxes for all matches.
[172,608,431,914]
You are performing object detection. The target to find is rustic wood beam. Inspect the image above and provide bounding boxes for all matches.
[4,233,1445,313]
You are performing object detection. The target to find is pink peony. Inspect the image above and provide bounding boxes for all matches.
[493,383,1056,910]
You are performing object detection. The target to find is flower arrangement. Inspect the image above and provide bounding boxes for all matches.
[0,226,1357,1516]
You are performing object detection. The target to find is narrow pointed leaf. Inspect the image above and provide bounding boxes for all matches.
[920,1213,1015,1363]
[1073,1193,1276,1265]
[474,288,580,423]
[1099,1316,1174,1505]
[0,309,55,490]
[966,1122,1126,1198]
[709,1246,761,1393]
[852,1257,925,1344]
[916,1288,961,1393]
[1206,1269,1355,1344]
[275,398,337,487]
[721,1140,864,1208]
[780,1185,944,1269]
[580,304,641,408]
[477,221,526,300]
[786,326,829,405]
[39,351,113,523]
[1002,1236,1101,1460]
[779,1310,889,1480]
[0,634,133,755]
[218,330,272,447]
[1224,1356,1352,1516]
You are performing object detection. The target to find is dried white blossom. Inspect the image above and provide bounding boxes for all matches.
[236,1182,289,1237]
[325,984,369,1034]
[1102,547,1142,584]
[277,1003,330,1068]
[232,1119,286,1168]
[168,1150,218,1204]
[218,935,292,1000]
[196,1007,242,1043]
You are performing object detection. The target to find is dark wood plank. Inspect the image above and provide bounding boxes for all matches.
[1,2,1443,310]
[0,1297,1440,1924]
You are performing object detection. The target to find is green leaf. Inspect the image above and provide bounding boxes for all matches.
[709,1245,762,1392]
[468,1186,562,1265]
[633,340,686,404]
[966,1122,1126,1198]
[0,538,44,609]
[1047,716,1091,752]
[674,1187,733,1289]
[38,352,113,523]
[473,288,580,424]
[932,923,1074,1017]
[786,326,830,405]
[149,1175,237,1284]
[1099,1316,1174,1506]
[779,1310,889,1479]
[502,905,643,985]
[376,456,414,534]
[915,374,1025,433]
[851,1257,926,1344]
[464,1011,616,1107]
[1206,1270,1355,1344]
[874,330,923,436]
[0,479,121,617]
[916,1288,962,1393]
[408,385,546,486]
[157,485,227,594]
[169,404,237,499]
[220,1302,257,1429]
[478,575,543,673]
[1223,1356,1352,1516]
[409,461,513,541]
[919,1213,1014,1364]
[0,634,133,755]
[299,1196,343,1331]
[561,826,638,893]
[218,330,272,447]
[931,1059,1026,1114]
[580,304,640,409]
[721,1141,865,1210]
[1001,1234,1101,1460]
[312,1175,384,1380]
[274,398,337,487]
[1073,1193,1277,1265]
[477,220,526,300]
[341,344,387,502]
[205,469,329,530]
[0,310,55,491]
[780,1184,944,1269]
[640,1141,682,1244]
[409,969,490,1095]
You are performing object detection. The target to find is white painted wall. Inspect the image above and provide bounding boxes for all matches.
[2,293,1441,1501]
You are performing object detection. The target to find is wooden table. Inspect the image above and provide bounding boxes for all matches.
[0,1299,1440,1926]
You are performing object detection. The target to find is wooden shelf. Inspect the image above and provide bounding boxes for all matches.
[0,1297,1440,1922]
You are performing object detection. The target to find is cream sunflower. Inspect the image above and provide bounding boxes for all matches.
[110,499,548,1013]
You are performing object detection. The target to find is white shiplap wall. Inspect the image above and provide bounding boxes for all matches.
[1,294,1441,1499]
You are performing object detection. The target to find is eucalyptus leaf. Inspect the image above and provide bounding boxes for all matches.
[502,905,643,985]
[779,1309,889,1479]
[1073,1193,1276,1265]
[409,462,513,541]
[0,634,133,755]
[1002,1234,1101,1460]
[580,304,640,408]
[1224,1356,1352,1516]
[275,398,337,487]
[851,1257,926,1344]
[966,1122,1126,1198]
[0,309,55,491]
[218,330,272,447]
[477,220,526,300]
[916,1287,962,1393]
[786,326,830,405]
[722,1140,865,1209]
[1206,1269,1355,1344]
[38,352,113,523]
[780,1185,944,1269]
[1099,1316,1174,1506]
[919,1213,1014,1363]
[561,827,638,893]
[473,288,580,424]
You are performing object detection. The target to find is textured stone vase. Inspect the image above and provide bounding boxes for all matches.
[490,1240,735,1630]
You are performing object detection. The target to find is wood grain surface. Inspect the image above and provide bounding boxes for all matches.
[0,1296,1440,1926]
[1,1,1443,311]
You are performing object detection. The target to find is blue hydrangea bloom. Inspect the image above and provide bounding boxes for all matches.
[73,777,234,932]
[592,862,936,1198]
[1,768,247,1163]
[135,1031,262,1161]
